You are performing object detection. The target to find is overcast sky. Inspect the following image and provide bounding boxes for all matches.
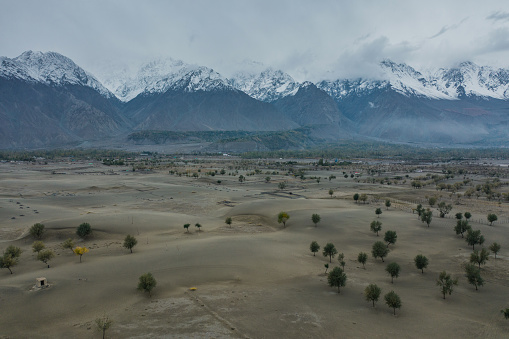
[2,0,509,81]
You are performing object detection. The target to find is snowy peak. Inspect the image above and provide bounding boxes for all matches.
[0,51,113,98]
[229,68,299,102]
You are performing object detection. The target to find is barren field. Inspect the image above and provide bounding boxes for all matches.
[0,158,508,338]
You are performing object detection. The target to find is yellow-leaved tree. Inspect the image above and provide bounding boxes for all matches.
[73,246,89,263]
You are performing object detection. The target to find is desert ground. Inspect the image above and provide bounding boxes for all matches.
[0,156,508,338]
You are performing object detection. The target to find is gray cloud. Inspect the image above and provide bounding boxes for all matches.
[1,0,509,81]
[486,11,509,22]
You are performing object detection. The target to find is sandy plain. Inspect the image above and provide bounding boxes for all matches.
[0,158,508,338]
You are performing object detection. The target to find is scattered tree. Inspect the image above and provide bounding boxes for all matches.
[385,199,391,210]
[311,213,321,227]
[370,220,382,236]
[29,223,45,239]
[487,213,498,226]
[428,196,437,207]
[455,212,463,220]
[470,248,489,268]
[62,238,75,253]
[359,193,368,204]
[324,263,329,274]
[76,222,92,238]
[416,204,424,218]
[489,242,501,259]
[385,262,401,283]
[372,241,390,262]
[323,243,338,263]
[384,291,402,315]
[338,253,345,271]
[37,250,54,268]
[365,283,382,307]
[310,241,320,256]
[464,212,472,220]
[0,254,17,274]
[32,241,45,253]
[278,212,290,228]
[95,315,113,339]
[437,201,452,218]
[466,229,483,250]
[436,271,458,299]
[225,216,232,228]
[328,189,334,198]
[384,231,397,247]
[358,252,368,269]
[353,193,360,203]
[465,264,484,291]
[414,254,429,274]
[183,223,190,233]
[73,246,89,263]
[265,176,271,183]
[137,272,157,297]
[238,175,245,183]
[278,181,287,190]
[421,208,433,227]
[327,266,347,293]
[454,220,471,238]
[195,223,202,231]
[501,308,509,320]
[375,208,383,218]
[5,245,22,259]
[123,234,138,253]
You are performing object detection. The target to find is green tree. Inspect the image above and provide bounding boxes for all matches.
[384,231,397,247]
[455,212,463,220]
[62,238,75,253]
[385,262,401,283]
[465,264,484,291]
[195,223,202,232]
[470,248,489,268]
[353,193,360,203]
[327,266,347,293]
[29,223,45,239]
[358,252,368,269]
[385,199,391,210]
[32,241,45,253]
[437,201,452,218]
[95,315,113,339]
[324,263,329,274]
[76,222,92,238]
[183,223,190,233]
[487,213,498,226]
[328,188,334,198]
[436,271,458,299]
[225,216,232,228]
[37,250,54,268]
[454,220,471,238]
[372,241,390,262]
[123,234,138,253]
[414,254,429,274]
[278,181,287,190]
[238,175,245,183]
[501,308,509,320]
[428,196,437,207]
[421,208,433,227]
[5,245,22,259]
[415,204,424,218]
[375,208,383,218]
[278,212,290,228]
[323,243,338,263]
[489,242,501,259]
[0,254,17,274]
[466,229,483,250]
[338,253,345,271]
[265,176,271,183]
[310,241,320,256]
[464,212,472,220]
[138,272,157,297]
[370,220,382,236]
[384,291,402,315]
[365,283,382,307]
[311,213,321,227]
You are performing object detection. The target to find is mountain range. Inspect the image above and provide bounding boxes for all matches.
[1,50,508,150]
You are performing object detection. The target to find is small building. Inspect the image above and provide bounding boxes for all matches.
[35,277,48,288]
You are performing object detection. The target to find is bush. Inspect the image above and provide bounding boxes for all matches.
[29,223,45,239]
[76,223,92,238]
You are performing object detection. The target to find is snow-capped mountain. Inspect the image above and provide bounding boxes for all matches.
[229,68,300,102]
[318,60,509,101]
[0,51,114,98]
[96,58,235,102]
